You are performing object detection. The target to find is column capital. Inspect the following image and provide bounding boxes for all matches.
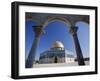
[69,26,78,35]
[32,26,45,37]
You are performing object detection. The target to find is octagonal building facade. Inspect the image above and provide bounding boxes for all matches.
[39,41,75,64]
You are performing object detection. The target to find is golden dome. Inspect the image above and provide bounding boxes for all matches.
[52,41,64,48]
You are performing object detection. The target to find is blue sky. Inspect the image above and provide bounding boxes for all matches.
[25,20,89,60]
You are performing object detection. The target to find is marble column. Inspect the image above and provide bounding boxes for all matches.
[70,26,85,65]
[26,26,44,68]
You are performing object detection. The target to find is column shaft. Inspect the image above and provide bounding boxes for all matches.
[26,37,40,68]
[73,33,85,65]
[26,26,44,68]
[70,27,85,65]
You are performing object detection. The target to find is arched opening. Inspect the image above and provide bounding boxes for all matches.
[38,20,75,64]
[75,21,89,58]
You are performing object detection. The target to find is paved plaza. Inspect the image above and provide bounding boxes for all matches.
[33,61,89,68]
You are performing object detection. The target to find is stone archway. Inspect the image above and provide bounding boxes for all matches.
[25,13,89,68]
[42,16,71,28]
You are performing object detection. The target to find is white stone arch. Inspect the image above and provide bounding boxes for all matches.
[42,17,71,28]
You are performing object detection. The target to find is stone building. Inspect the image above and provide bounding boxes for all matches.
[39,41,75,64]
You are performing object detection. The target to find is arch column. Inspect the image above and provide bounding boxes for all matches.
[70,26,85,65]
[26,26,44,68]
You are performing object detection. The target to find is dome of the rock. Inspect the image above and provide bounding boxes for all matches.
[52,41,64,48]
